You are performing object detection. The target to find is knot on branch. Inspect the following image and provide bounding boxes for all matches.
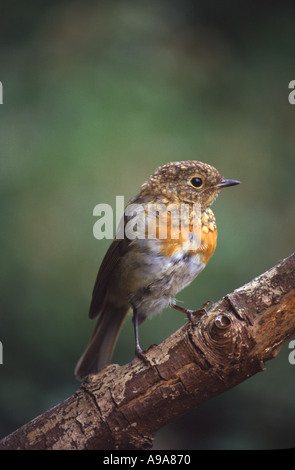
[201,312,235,360]
[188,298,263,376]
[210,313,232,335]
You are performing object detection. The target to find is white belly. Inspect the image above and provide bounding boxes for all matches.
[118,239,205,322]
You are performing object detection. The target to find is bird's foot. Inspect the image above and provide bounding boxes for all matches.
[132,345,152,368]
[171,300,212,323]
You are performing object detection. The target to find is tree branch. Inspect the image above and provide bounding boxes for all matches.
[1,253,295,450]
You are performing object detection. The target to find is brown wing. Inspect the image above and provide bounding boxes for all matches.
[89,237,130,319]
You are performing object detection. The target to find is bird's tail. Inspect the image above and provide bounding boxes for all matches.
[75,303,129,381]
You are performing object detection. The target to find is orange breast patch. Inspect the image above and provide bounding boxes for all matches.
[157,223,217,263]
[199,228,217,264]
[145,205,217,263]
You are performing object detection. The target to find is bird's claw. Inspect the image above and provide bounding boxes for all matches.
[132,345,151,368]
[171,300,212,323]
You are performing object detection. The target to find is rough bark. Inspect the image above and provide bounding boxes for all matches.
[1,253,295,450]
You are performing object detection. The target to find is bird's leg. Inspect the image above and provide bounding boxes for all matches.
[133,307,143,356]
[171,301,212,323]
[132,308,150,366]
[171,304,195,322]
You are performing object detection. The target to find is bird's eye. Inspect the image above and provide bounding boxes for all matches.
[190,177,203,188]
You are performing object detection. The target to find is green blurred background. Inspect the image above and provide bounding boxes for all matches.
[1,0,295,449]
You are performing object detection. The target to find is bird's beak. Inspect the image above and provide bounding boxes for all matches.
[217,178,240,188]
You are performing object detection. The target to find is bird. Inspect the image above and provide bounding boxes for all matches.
[75,160,240,380]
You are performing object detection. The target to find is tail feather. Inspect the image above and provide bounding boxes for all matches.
[75,303,129,381]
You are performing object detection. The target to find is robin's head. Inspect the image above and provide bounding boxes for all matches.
[140,161,240,208]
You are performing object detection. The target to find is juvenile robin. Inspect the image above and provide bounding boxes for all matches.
[75,161,240,380]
